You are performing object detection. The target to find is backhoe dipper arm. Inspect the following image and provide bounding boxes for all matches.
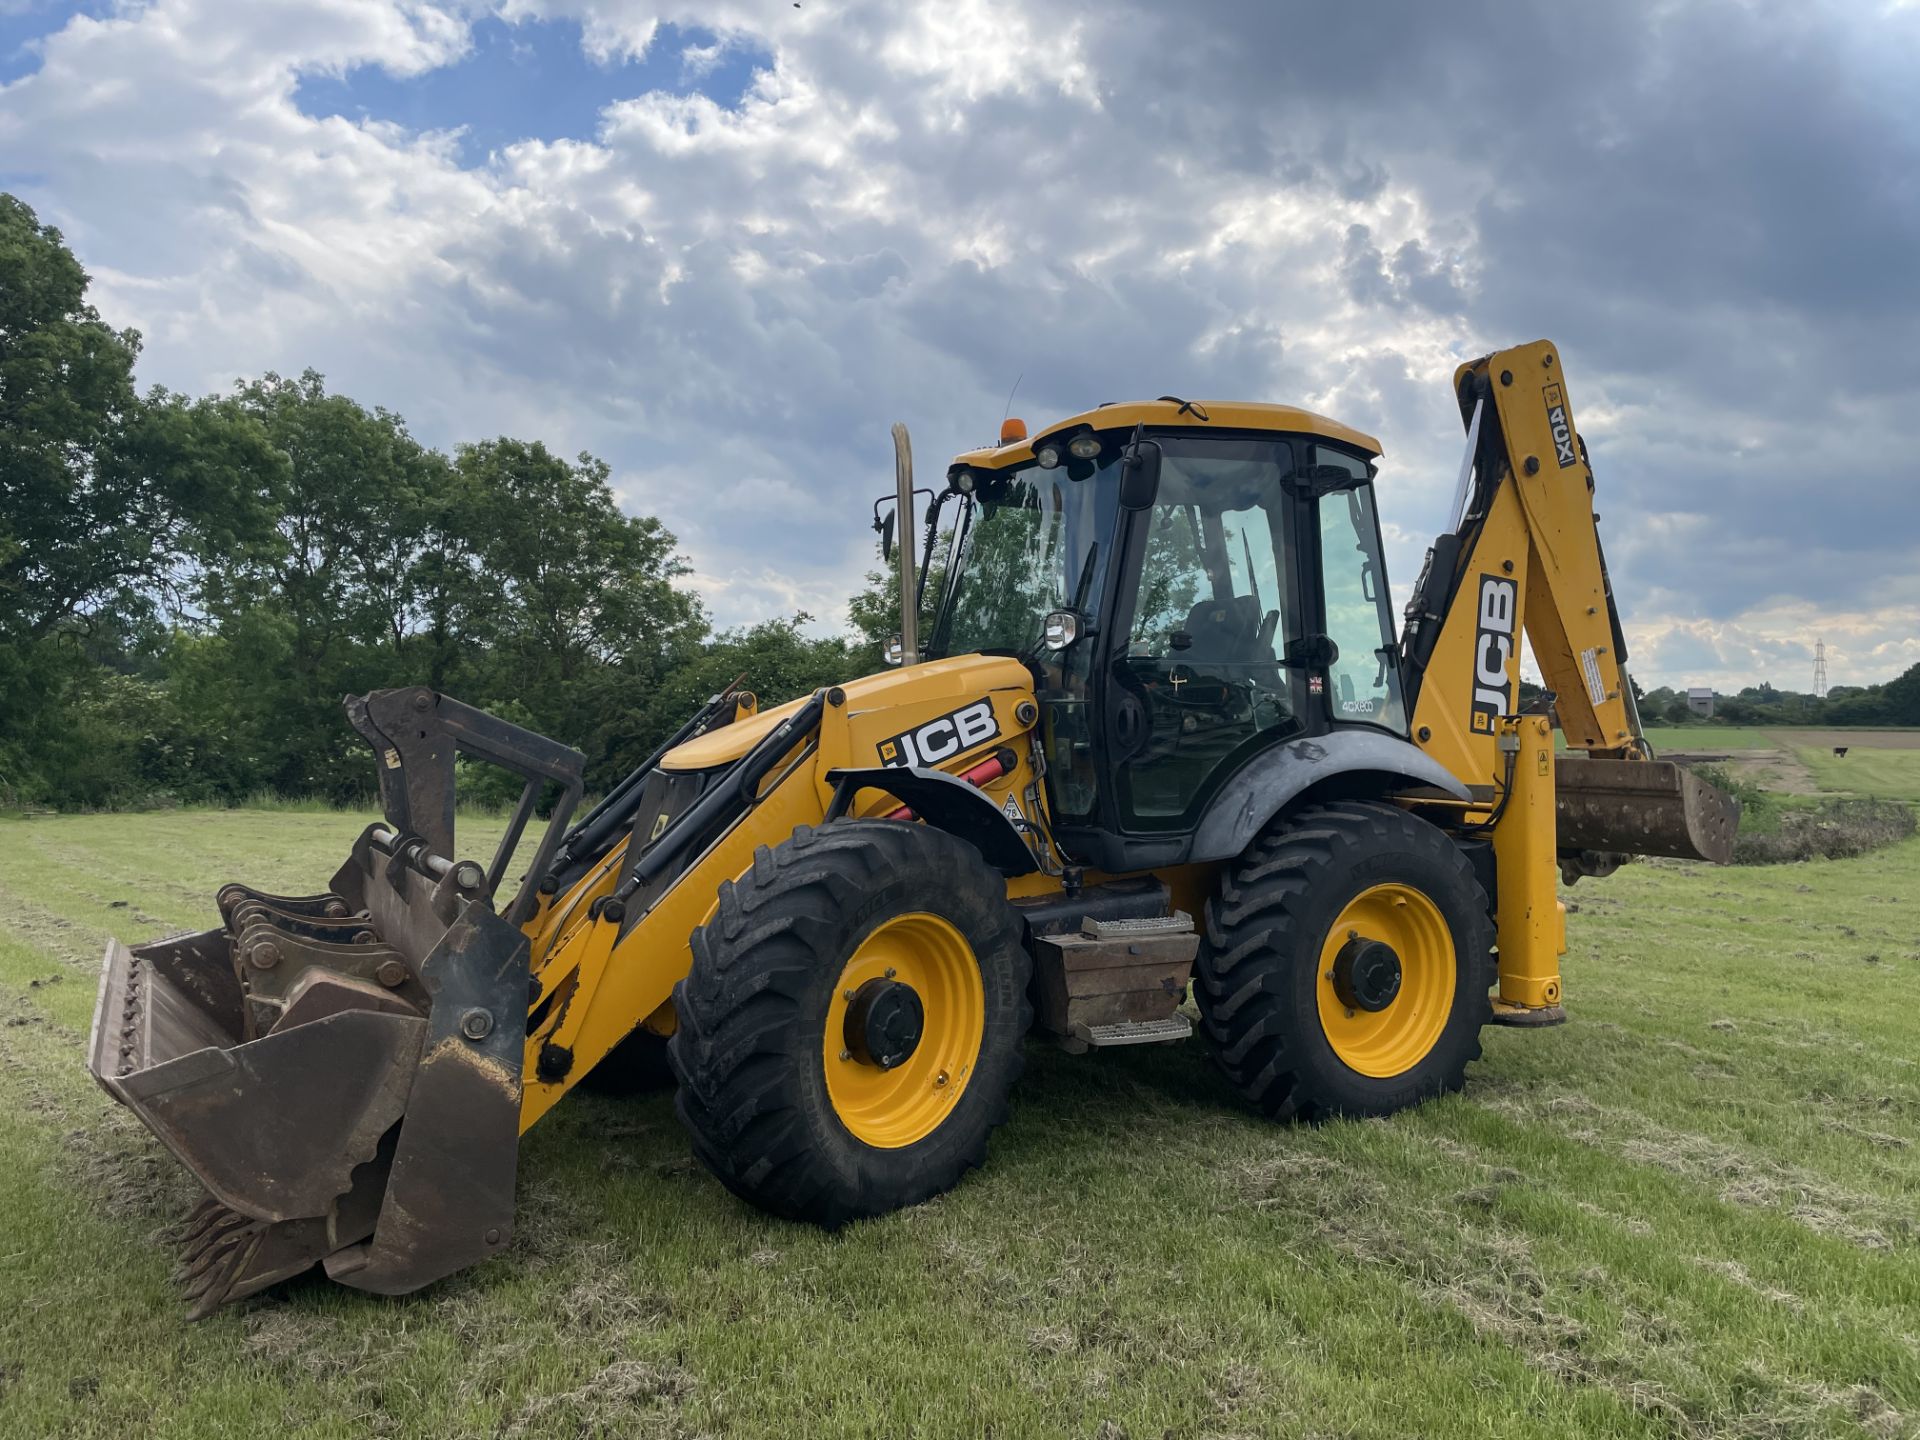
[1400,340,1640,789]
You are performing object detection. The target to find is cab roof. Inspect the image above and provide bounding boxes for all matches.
[949,399,1381,473]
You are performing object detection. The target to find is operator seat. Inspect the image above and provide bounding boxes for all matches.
[1180,595,1268,675]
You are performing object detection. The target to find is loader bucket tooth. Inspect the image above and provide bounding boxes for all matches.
[170,1134,398,1318]
[169,1194,225,1247]
[1554,756,1740,865]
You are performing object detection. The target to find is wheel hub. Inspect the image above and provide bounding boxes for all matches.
[844,978,925,1070]
[1332,935,1402,1013]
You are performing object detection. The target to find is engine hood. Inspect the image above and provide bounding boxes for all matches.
[661,653,1035,772]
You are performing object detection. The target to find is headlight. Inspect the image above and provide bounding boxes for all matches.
[1068,433,1102,460]
[951,469,974,494]
[1035,444,1062,470]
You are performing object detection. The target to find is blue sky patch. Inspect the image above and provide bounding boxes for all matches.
[293,17,769,163]
[0,0,111,86]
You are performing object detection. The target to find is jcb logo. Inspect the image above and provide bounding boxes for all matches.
[1469,575,1516,734]
[878,699,999,769]
[1544,383,1576,468]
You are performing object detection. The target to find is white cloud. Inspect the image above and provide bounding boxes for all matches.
[2,0,1916,696]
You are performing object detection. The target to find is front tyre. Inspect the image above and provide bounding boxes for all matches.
[1196,801,1495,1120]
[668,822,1030,1226]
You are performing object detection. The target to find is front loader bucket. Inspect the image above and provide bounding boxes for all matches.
[88,826,532,1316]
[1555,756,1740,865]
[86,687,585,1317]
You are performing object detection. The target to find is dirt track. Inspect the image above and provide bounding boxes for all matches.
[1660,745,1822,795]
[1771,728,1920,750]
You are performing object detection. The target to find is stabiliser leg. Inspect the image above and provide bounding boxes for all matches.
[1490,716,1568,1027]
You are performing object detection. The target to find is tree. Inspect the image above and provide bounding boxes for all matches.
[0,195,278,642]
[847,537,949,671]
[448,439,708,782]
[163,372,454,796]
[0,195,285,807]
[619,615,860,775]
[1882,662,1920,726]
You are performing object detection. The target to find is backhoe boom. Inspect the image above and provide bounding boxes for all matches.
[1398,339,1737,1018]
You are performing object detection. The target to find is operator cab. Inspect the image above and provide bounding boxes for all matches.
[914,401,1407,871]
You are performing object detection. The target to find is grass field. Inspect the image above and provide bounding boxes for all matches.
[1653,728,1920,807]
[2,810,1918,1438]
[1791,744,1920,805]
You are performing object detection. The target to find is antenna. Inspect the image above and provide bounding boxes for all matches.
[1813,638,1828,699]
[1001,371,1024,427]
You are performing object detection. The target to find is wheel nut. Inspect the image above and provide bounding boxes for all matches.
[934,1070,949,1088]
[376,960,408,988]
[839,1049,852,1061]
[884,967,897,979]
[248,942,280,971]
[459,1008,494,1040]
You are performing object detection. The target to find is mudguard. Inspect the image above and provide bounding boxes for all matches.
[826,764,1039,875]
[1187,730,1472,862]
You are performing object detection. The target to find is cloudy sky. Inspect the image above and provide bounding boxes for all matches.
[4,0,1917,691]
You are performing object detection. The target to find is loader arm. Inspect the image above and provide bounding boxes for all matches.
[1397,339,1737,1019]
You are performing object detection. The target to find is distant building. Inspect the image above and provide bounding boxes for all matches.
[1686,688,1715,717]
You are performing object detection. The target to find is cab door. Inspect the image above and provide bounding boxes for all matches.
[1102,435,1310,831]
[1311,447,1409,735]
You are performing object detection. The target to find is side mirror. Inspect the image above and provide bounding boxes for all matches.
[883,634,905,666]
[1119,434,1161,510]
[879,509,896,563]
[1042,610,1092,651]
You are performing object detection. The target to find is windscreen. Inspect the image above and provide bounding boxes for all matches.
[937,453,1119,657]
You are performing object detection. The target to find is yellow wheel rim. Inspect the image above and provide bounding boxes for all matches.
[1314,883,1455,1079]
[823,913,984,1149]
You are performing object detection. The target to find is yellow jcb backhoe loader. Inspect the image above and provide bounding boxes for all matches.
[89,340,1736,1316]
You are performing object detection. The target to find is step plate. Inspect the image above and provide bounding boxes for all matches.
[1082,910,1194,940]
[1074,1014,1194,1048]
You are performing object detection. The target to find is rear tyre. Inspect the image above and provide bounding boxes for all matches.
[1195,801,1494,1120]
[668,821,1030,1226]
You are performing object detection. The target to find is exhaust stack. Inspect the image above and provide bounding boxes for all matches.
[893,420,918,665]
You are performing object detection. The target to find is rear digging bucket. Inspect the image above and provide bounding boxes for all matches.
[1555,756,1740,864]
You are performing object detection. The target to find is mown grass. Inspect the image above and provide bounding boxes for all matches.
[1794,748,1920,805]
[1644,725,1781,752]
[1650,726,1920,765]
[1,812,1917,1438]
